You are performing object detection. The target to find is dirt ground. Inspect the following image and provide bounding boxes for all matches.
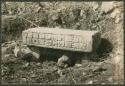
[1,1,124,84]
[1,41,115,84]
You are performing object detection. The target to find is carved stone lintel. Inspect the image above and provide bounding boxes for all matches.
[22,27,101,52]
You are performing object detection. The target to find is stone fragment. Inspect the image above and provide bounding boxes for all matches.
[20,78,27,82]
[22,27,101,52]
[22,63,29,68]
[108,77,113,82]
[57,55,71,68]
[92,3,99,11]
[87,81,93,84]
[101,2,114,13]
[36,62,41,66]
[75,64,82,67]
[27,46,40,59]
[13,44,40,62]
[57,69,63,76]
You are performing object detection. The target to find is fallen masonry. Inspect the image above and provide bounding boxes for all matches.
[22,27,101,52]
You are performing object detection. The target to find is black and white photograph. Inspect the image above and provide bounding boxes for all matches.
[1,0,124,84]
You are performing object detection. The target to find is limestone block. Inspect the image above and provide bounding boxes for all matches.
[22,27,101,52]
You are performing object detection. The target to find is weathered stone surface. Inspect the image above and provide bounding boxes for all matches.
[22,27,101,52]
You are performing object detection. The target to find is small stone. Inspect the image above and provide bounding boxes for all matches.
[57,55,71,68]
[75,64,82,67]
[57,69,63,76]
[20,78,27,82]
[13,44,40,62]
[23,63,29,68]
[13,44,21,57]
[108,77,113,82]
[109,53,114,58]
[36,63,41,66]
[27,46,40,59]
[87,81,93,84]
[93,3,99,11]
[115,17,121,24]
[32,52,40,59]
[53,67,58,71]
[64,64,68,68]
[102,83,106,84]
[82,72,86,76]
[31,74,36,78]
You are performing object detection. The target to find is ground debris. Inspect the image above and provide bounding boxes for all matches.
[1,1,123,84]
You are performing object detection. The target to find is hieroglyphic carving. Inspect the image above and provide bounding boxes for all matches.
[24,32,88,51]
[22,28,101,52]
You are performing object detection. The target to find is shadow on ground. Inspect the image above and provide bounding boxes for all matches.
[37,38,113,66]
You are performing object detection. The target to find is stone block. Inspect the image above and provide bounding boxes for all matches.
[22,27,101,52]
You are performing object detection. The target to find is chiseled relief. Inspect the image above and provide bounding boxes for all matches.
[23,32,88,51]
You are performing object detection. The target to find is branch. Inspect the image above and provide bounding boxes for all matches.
[18,15,40,27]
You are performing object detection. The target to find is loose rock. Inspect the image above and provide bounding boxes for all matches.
[87,80,93,84]
[57,55,71,68]
[108,77,113,82]
[13,44,40,62]
[101,2,114,13]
